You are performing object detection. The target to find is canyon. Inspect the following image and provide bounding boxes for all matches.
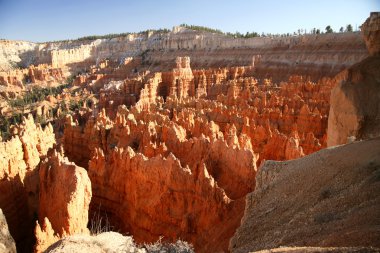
[0,12,379,253]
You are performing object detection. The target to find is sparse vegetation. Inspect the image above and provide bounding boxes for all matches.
[346,24,353,32]
[69,99,84,111]
[0,113,22,140]
[89,205,112,235]
[40,22,360,45]
[180,24,260,38]
[0,82,77,140]
[44,28,171,43]
[144,237,194,253]
[180,24,224,35]
[180,23,358,39]
[325,25,333,33]
[9,84,70,108]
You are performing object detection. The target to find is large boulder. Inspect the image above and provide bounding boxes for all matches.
[327,12,380,146]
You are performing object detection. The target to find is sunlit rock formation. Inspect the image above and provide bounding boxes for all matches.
[35,148,92,252]
[0,12,378,253]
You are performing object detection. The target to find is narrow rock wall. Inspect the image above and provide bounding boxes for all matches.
[0,115,55,251]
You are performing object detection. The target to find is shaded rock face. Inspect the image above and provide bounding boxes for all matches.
[327,12,380,146]
[229,138,380,253]
[327,58,380,146]
[0,209,16,253]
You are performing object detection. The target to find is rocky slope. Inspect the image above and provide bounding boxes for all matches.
[230,137,380,253]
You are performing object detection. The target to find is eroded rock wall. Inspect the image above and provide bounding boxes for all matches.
[0,40,37,71]
[0,115,55,251]
[89,147,244,252]
[0,29,368,82]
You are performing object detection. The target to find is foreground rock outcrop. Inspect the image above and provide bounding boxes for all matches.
[35,149,92,252]
[45,234,380,253]
[0,208,16,253]
[230,137,380,252]
[45,232,194,253]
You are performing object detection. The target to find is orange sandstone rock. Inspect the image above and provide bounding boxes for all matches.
[38,149,92,236]
[0,115,55,250]
[34,218,59,253]
[89,147,244,252]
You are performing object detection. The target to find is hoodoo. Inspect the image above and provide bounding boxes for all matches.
[0,4,379,253]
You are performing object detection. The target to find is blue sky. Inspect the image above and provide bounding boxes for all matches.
[0,0,378,42]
